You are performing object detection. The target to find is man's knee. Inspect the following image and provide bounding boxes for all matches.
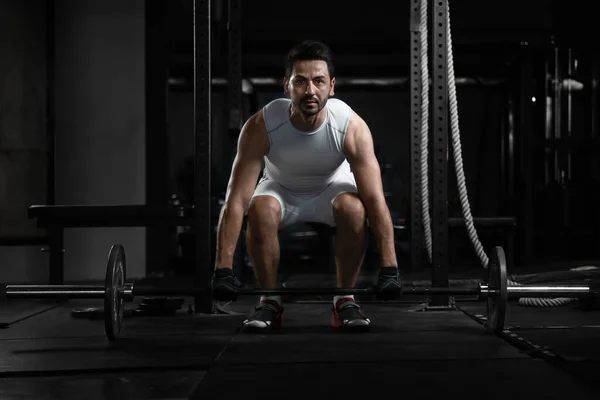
[332,193,366,225]
[247,196,281,229]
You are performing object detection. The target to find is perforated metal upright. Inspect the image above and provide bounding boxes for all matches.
[194,0,213,313]
[431,0,450,306]
[227,0,243,137]
[409,0,424,272]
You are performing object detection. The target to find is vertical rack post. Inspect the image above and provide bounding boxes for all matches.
[193,0,213,313]
[430,0,450,306]
[409,0,424,272]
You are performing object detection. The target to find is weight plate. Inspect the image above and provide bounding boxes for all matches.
[104,244,126,341]
[486,246,507,334]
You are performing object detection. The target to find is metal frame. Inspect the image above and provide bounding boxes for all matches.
[46,0,61,284]
[227,0,243,136]
[193,0,213,313]
[145,0,170,277]
[46,0,55,208]
[409,0,424,272]
[406,1,522,281]
[431,0,450,305]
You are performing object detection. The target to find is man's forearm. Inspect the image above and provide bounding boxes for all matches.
[365,199,398,268]
[214,201,246,270]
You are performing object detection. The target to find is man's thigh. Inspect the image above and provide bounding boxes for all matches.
[298,172,359,227]
[249,178,301,229]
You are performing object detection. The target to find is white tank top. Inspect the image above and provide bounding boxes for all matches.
[261,97,353,195]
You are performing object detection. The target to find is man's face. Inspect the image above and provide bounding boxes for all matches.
[284,60,335,117]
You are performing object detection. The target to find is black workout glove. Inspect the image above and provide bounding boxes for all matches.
[375,266,402,300]
[211,268,243,301]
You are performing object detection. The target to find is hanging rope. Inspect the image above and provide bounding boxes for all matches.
[418,0,574,307]
[419,0,433,264]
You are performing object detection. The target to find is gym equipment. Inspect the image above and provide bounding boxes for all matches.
[4,245,595,340]
[104,244,126,341]
[483,246,507,333]
[5,245,132,340]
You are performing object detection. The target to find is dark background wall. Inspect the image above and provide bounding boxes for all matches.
[1,0,145,283]
[53,0,146,282]
[0,0,48,281]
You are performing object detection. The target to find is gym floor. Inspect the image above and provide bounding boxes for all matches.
[1,266,599,400]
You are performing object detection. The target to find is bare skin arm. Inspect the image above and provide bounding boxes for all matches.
[214,110,269,270]
[344,111,398,268]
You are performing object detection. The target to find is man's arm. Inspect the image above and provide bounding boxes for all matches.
[214,110,269,270]
[344,111,398,268]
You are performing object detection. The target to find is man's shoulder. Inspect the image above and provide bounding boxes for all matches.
[326,97,350,110]
[263,97,291,111]
[262,97,291,132]
[326,97,354,131]
[326,97,354,118]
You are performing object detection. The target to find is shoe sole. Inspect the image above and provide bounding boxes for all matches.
[241,317,282,333]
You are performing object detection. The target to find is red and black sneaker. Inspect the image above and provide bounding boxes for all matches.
[242,299,283,333]
[331,297,371,332]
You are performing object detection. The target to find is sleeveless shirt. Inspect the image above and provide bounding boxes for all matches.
[261,97,353,195]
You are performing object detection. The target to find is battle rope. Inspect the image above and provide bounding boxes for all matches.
[420,0,573,307]
[419,0,433,265]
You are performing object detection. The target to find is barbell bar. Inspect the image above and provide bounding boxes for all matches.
[5,284,480,297]
[3,244,596,341]
[479,284,592,298]
[6,284,592,299]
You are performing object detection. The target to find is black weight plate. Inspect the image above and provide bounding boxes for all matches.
[486,246,507,334]
[104,244,126,341]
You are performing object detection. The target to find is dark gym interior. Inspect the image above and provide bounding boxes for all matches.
[1,0,599,398]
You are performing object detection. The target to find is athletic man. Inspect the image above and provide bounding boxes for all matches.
[211,40,401,332]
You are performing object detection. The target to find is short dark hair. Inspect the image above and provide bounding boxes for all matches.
[284,40,336,80]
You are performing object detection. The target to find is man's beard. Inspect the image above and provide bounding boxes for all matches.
[299,97,325,116]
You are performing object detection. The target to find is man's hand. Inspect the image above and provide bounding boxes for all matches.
[211,268,243,301]
[374,267,402,300]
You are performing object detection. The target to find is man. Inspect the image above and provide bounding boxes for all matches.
[211,40,401,332]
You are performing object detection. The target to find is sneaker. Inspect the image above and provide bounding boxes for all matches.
[242,299,283,332]
[331,298,371,332]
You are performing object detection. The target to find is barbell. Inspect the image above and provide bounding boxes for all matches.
[4,244,595,341]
